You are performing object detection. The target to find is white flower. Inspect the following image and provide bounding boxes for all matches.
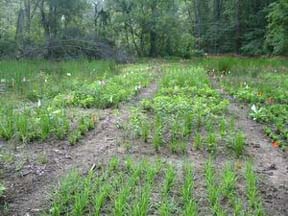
[22,77,27,82]
[37,99,42,107]
[251,104,257,113]
[67,73,71,77]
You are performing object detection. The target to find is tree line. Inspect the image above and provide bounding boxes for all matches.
[0,0,287,59]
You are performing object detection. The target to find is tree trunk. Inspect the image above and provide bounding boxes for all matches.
[149,1,157,57]
[235,0,241,54]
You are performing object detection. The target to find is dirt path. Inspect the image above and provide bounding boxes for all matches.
[212,79,288,216]
[4,71,161,216]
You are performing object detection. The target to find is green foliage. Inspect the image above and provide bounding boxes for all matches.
[266,0,288,55]
[0,182,5,197]
[219,58,288,148]
[46,157,266,215]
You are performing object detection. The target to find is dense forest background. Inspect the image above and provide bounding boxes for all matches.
[0,0,287,59]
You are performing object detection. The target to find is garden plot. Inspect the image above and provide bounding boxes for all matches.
[0,60,287,216]
[46,158,263,216]
[43,65,286,216]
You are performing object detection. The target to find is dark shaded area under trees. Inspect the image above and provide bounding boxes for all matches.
[0,0,287,60]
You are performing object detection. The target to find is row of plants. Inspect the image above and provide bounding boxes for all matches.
[0,104,97,145]
[46,157,264,215]
[220,69,288,149]
[0,65,155,145]
[52,69,155,108]
[127,66,245,156]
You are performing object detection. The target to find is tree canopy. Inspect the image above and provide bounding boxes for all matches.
[0,0,287,59]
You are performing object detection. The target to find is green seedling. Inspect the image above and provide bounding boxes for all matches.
[183,113,193,137]
[16,114,30,143]
[141,119,150,143]
[182,165,198,216]
[132,184,152,216]
[39,113,51,140]
[221,164,237,198]
[194,132,202,150]
[219,118,226,137]
[159,199,171,216]
[245,162,265,215]
[68,130,81,145]
[233,132,246,157]
[205,159,225,216]
[170,140,187,154]
[109,157,120,172]
[152,121,163,152]
[207,133,217,153]
[94,184,113,216]
[162,165,176,196]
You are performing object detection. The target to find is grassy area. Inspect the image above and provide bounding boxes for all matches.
[0,60,117,102]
